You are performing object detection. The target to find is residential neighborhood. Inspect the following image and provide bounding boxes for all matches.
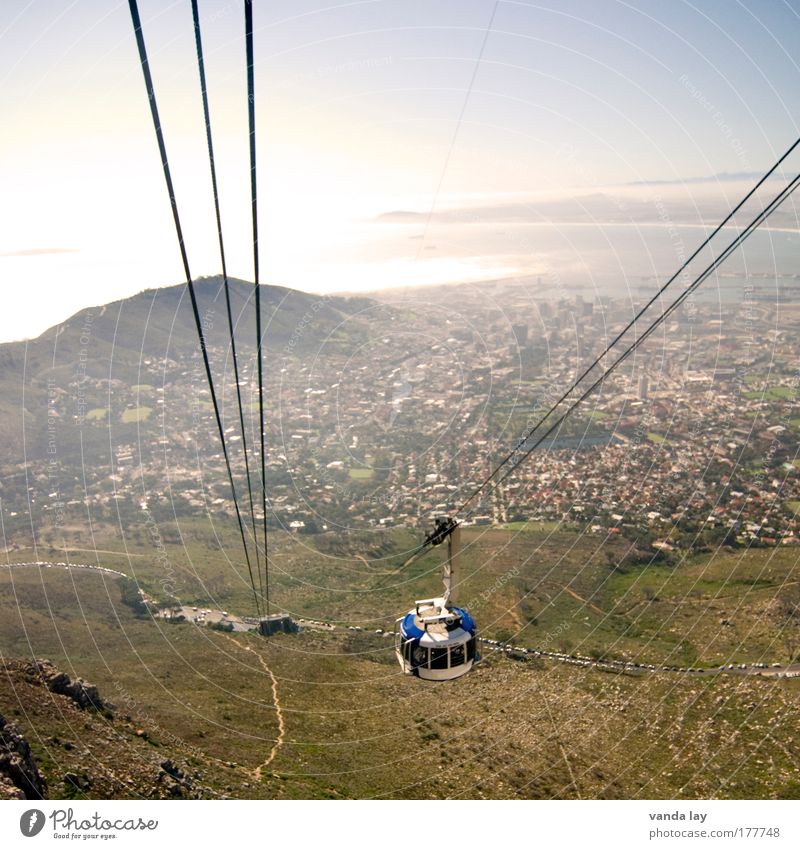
[6,279,800,553]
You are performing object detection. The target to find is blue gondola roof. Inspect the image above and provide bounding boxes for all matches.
[457,607,476,634]
[400,611,425,640]
[400,605,476,641]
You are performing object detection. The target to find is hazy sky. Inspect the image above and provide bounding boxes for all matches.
[1,0,799,342]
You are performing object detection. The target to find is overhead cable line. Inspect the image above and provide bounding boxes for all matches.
[128,0,261,617]
[191,0,264,603]
[456,136,800,516]
[465,169,800,516]
[415,0,500,259]
[245,0,271,619]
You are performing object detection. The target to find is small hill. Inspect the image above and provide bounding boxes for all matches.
[0,277,386,466]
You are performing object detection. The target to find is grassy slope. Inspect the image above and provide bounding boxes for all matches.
[2,567,799,800]
[3,526,800,799]
[9,522,800,665]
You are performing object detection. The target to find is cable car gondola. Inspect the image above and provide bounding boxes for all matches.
[395,519,478,681]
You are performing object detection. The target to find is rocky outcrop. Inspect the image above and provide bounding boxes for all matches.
[0,659,212,800]
[63,772,92,793]
[157,759,195,797]
[0,713,47,799]
[19,660,111,713]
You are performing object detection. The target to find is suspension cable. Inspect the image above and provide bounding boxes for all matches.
[191,0,264,603]
[465,169,800,516]
[245,0,271,620]
[128,0,261,617]
[456,136,800,516]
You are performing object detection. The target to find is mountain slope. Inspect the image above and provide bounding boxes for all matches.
[0,278,384,467]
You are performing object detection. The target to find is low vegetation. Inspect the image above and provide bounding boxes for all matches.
[2,523,800,799]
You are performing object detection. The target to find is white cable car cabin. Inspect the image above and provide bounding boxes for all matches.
[394,520,478,681]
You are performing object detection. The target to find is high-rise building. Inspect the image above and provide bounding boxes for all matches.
[512,324,528,346]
